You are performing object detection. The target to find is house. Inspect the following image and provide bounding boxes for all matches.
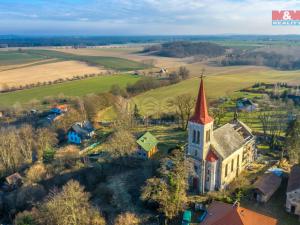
[68,121,95,144]
[286,165,300,217]
[5,173,23,190]
[187,78,256,193]
[136,132,158,159]
[159,68,168,75]
[253,172,282,203]
[50,104,68,114]
[236,98,257,112]
[46,104,68,123]
[201,201,277,225]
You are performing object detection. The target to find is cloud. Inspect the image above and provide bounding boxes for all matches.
[1,0,300,34]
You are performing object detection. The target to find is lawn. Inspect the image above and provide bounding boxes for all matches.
[0,74,141,107]
[24,49,150,71]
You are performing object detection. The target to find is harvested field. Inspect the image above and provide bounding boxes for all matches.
[0,60,106,88]
[53,46,185,69]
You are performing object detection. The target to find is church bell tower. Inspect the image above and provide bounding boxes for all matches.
[187,77,214,160]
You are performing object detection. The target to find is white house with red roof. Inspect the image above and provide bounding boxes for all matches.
[187,78,256,194]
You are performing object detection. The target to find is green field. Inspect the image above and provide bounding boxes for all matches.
[0,49,149,71]
[24,49,149,71]
[133,68,300,115]
[0,74,140,106]
[0,50,49,66]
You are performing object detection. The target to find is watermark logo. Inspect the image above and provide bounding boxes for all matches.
[272,10,300,25]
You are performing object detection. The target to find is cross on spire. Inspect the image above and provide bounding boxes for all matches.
[200,68,206,79]
[190,68,213,125]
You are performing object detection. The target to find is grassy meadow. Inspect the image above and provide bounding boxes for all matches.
[0,74,140,106]
[133,67,300,115]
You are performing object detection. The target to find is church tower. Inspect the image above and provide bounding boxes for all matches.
[187,77,215,193]
[187,78,214,160]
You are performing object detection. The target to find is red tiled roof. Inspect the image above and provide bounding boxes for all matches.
[190,78,213,125]
[206,150,218,162]
[203,201,277,225]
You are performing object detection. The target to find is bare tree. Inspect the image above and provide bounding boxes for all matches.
[168,94,195,130]
[141,149,188,224]
[105,129,137,159]
[15,180,105,225]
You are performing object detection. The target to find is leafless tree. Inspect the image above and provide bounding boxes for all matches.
[168,94,195,130]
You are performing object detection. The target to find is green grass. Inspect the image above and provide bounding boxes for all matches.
[0,50,48,66]
[133,68,300,116]
[24,49,150,71]
[0,74,141,106]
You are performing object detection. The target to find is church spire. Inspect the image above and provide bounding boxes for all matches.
[190,77,213,125]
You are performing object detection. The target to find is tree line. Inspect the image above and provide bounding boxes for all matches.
[143,41,226,58]
[221,50,300,70]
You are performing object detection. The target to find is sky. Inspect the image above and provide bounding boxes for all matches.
[1,0,300,35]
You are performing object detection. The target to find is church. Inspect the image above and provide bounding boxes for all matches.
[187,78,256,194]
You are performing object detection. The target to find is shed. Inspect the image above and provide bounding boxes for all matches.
[136,132,158,159]
[253,172,282,203]
[5,172,23,189]
[286,165,300,216]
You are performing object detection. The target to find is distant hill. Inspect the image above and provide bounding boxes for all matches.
[143,41,226,58]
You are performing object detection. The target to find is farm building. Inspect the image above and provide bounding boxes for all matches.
[253,172,282,203]
[286,165,300,217]
[136,132,158,159]
[202,201,277,225]
[236,98,257,112]
[68,121,95,144]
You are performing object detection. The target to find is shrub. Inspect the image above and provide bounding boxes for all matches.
[114,212,140,225]
[26,163,47,183]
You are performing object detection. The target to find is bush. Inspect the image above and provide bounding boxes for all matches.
[114,212,140,225]
[26,163,47,183]
[54,145,80,168]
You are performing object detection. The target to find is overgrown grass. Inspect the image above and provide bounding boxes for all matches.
[0,74,141,106]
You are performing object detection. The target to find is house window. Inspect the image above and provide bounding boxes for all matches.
[231,159,234,172]
[225,164,228,177]
[237,155,240,167]
[206,130,210,143]
[196,131,200,144]
[193,130,196,143]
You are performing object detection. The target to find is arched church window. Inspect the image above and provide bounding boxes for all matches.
[193,130,196,143]
[206,130,210,142]
[196,131,200,144]
[225,164,228,177]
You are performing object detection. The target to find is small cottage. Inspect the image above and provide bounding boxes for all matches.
[136,132,158,159]
[286,165,300,217]
[68,121,95,144]
[236,98,257,112]
[253,172,282,203]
